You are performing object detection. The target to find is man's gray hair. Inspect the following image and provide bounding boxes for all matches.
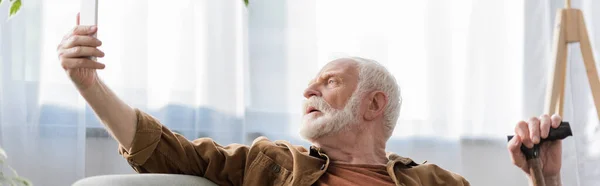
[350,57,402,138]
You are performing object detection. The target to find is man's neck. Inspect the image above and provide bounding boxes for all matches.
[312,124,388,165]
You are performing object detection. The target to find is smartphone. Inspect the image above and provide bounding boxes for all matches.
[80,0,98,60]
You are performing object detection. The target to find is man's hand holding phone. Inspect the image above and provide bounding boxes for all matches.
[56,14,104,90]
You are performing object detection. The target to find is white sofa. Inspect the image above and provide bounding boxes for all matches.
[72,174,217,186]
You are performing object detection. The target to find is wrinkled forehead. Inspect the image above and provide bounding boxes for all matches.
[315,58,360,78]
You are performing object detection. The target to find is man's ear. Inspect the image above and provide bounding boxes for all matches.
[364,91,388,121]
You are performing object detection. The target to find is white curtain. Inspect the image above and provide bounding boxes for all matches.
[5,0,596,186]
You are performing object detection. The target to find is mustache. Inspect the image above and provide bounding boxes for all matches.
[303,97,333,113]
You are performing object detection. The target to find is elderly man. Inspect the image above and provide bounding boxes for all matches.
[56,19,564,186]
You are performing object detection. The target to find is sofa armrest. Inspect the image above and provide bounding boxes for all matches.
[73,174,217,186]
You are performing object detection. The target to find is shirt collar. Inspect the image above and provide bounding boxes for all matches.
[309,145,328,160]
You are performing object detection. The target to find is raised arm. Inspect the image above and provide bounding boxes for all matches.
[55,16,249,185]
[56,14,136,150]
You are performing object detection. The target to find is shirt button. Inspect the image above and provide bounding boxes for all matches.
[271,164,281,173]
[320,164,326,170]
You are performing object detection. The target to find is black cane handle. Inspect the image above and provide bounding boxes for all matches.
[507,122,572,159]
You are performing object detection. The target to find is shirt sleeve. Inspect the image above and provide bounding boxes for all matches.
[118,108,249,186]
[427,164,470,186]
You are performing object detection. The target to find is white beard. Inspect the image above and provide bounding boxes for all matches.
[300,94,360,140]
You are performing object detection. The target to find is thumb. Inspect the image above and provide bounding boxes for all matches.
[508,135,528,169]
[76,12,80,25]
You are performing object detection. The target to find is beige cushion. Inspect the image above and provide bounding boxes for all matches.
[72,174,217,186]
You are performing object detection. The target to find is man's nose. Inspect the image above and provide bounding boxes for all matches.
[303,85,321,99]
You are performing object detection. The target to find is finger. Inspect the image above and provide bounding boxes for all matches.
[61,58,105,69]
[515,121,533,148]
[540,114,551,139]
[62,35,102,48]
[528,117,541,144]
[508,135,527,168]
[60,47,105,58]
[77,12,80,25]
[551,114,562,128]
[72,25,97,35]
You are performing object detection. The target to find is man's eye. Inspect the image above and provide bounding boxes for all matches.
[328,79,336,84]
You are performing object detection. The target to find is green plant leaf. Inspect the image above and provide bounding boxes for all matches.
[12,177,32,186]
[9,0,21,17]
[0,0,3,5]
[244,0,248,7]
[0,147,7,164]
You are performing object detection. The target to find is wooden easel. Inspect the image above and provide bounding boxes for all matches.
[538,0,600,185]
[545,0,600,118]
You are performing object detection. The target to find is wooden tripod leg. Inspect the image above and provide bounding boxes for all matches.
[576,11,600,121]
[545,10,569,116]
